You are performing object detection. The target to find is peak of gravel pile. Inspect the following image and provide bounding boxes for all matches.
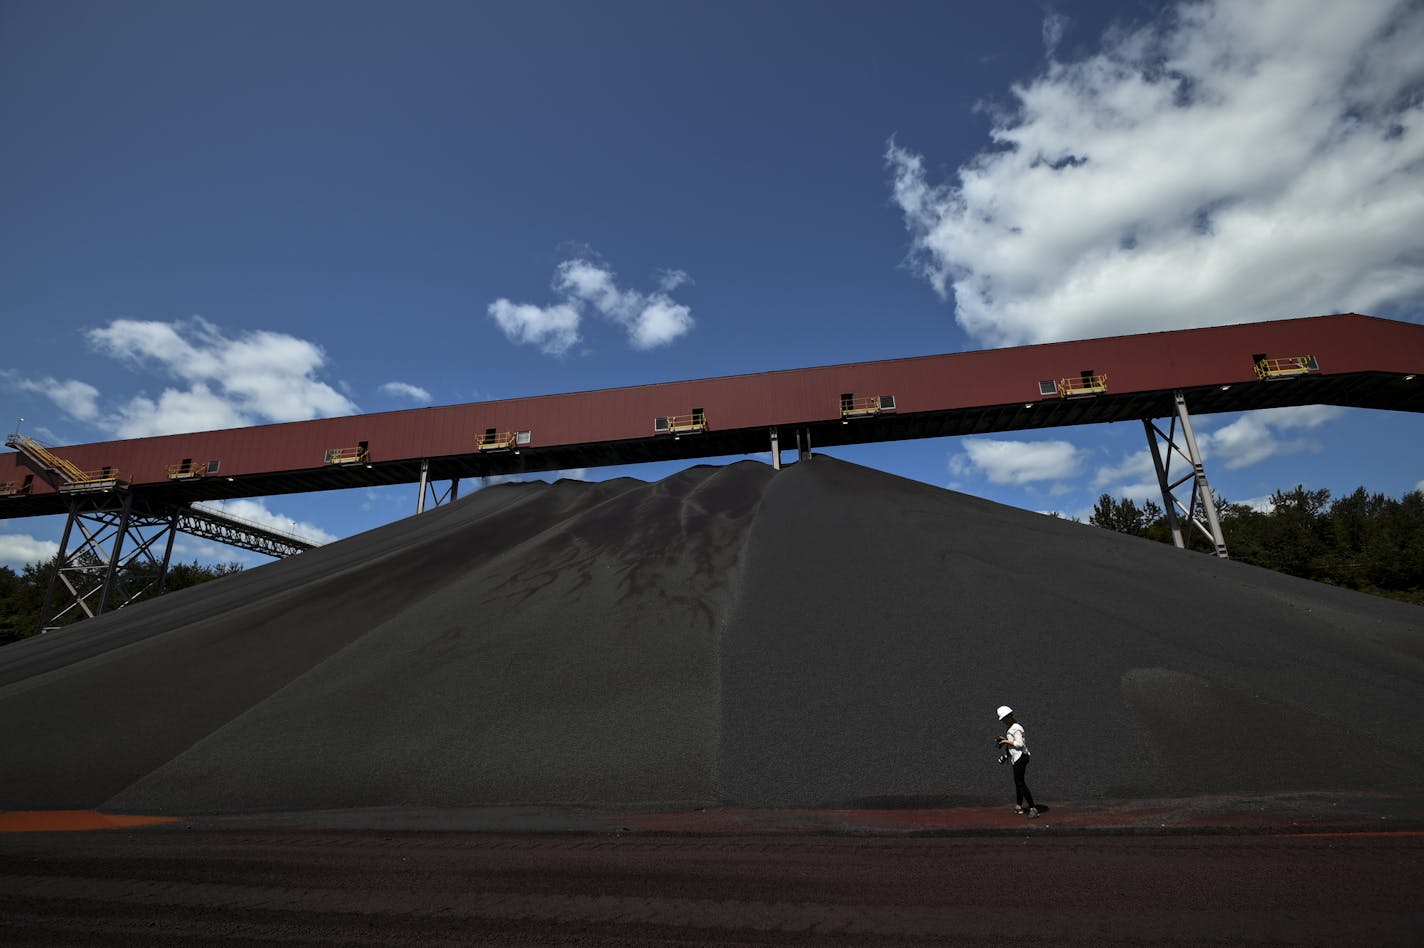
[2,457,1421,815]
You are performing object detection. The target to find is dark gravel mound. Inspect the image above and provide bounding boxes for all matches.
[1,457,1420,815]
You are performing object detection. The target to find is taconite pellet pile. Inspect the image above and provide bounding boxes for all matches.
[2,457,1420,815]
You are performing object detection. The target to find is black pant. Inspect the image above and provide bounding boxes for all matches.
[1012,756,1035,809]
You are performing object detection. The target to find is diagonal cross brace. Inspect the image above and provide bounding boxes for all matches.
[1142,391,1228,558]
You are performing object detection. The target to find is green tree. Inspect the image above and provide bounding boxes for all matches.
[1258,485,1332,579]
[1089,494,1164,537]
[0,556,244,646]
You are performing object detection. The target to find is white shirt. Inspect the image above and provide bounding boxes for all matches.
[1004,722,1030,763]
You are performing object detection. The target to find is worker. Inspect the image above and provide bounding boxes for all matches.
[996,705,1039,817]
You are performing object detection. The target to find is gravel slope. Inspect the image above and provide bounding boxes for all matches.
[1,457,1419,814]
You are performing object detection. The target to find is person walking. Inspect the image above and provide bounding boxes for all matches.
[996,705,1039,817]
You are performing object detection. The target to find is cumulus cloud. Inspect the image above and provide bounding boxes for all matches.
[0,533,60,568]
[487,300,582,356]
[2,372,102,424]
[888,0,1424,347]
[1091,449,1162,502]
[950,437,1083,485]
[379,381,432,404]
[6,319,357,439]
[1200,405,1347,469]
[1091,404,1350,497]
[3,317,358,440]
[89,318,355,431]
[110,383,251,439]
[1041,11,1069,57]
[490,257,695,355]
[193,498,337,546]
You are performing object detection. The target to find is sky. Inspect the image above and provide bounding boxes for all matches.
[2,0,1422,569]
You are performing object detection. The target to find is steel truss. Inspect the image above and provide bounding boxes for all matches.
[416,459,461,513]
[41,492,180,630]
[1142,391,1229,558]
[178,507,314,558]
[39,491,319,633]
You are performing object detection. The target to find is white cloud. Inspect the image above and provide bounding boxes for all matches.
[889,0,1424,347]
[0,533,59,568]
[1091,405,1350,496]
[951,437,1082,485]
[193,498,337,546]
[555,259,626,316]
[379,381,432,404]
[5,317,360,439]
[625,297,695,349]
[490,256,696,355]
[88,318,355,430]
[1201,405,1347,469]
[1042,11,1069,57]
[487,300,582,356]
[555,258,696,350]
[1091,449,1155,491]
[169,537,260,566]
[2,372,102,424]
[658,269,692,293]
[111,383,251,439]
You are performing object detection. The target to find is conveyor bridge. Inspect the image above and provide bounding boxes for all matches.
[3,312,1422,630]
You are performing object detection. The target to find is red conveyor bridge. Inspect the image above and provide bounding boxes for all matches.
[2,312,1422,627]
[4,313,1421,518]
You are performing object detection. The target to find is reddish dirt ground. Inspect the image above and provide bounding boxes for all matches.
[3,822,1421,946]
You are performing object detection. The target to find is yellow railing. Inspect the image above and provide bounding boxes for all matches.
[76,469,123,483]
[8,433,90,484]
[476,431,518,451]
[166,461,209,479]
[323,446,368,465]
[1058,374,1108,397]
[662,411,707,434]
[7,433,124,487]
[840,395,885,419]
[1254,355,1318,380]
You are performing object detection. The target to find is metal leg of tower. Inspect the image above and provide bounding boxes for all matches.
[155,508,180,595]
[1143,419,1186,550]
[36,493,187,633]
[37,499,82,631]
[797,427,813,462]
[1142,392,1229,559]
[770,427,781,470]
[1174,392,1228,558]
[96,491,136,615]
[417,460,461,513]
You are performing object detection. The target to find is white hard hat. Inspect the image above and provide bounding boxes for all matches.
[996,705,1013,720]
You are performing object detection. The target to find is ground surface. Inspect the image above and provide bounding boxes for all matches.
[3,823,1420,946]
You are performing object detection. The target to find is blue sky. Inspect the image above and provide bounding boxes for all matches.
[2,0,1422,568]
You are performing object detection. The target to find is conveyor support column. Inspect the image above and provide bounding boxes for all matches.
[1142,391,1229,558]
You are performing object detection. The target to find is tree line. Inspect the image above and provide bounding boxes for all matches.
[1088,485,1424,605]
[0,559,243,646]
